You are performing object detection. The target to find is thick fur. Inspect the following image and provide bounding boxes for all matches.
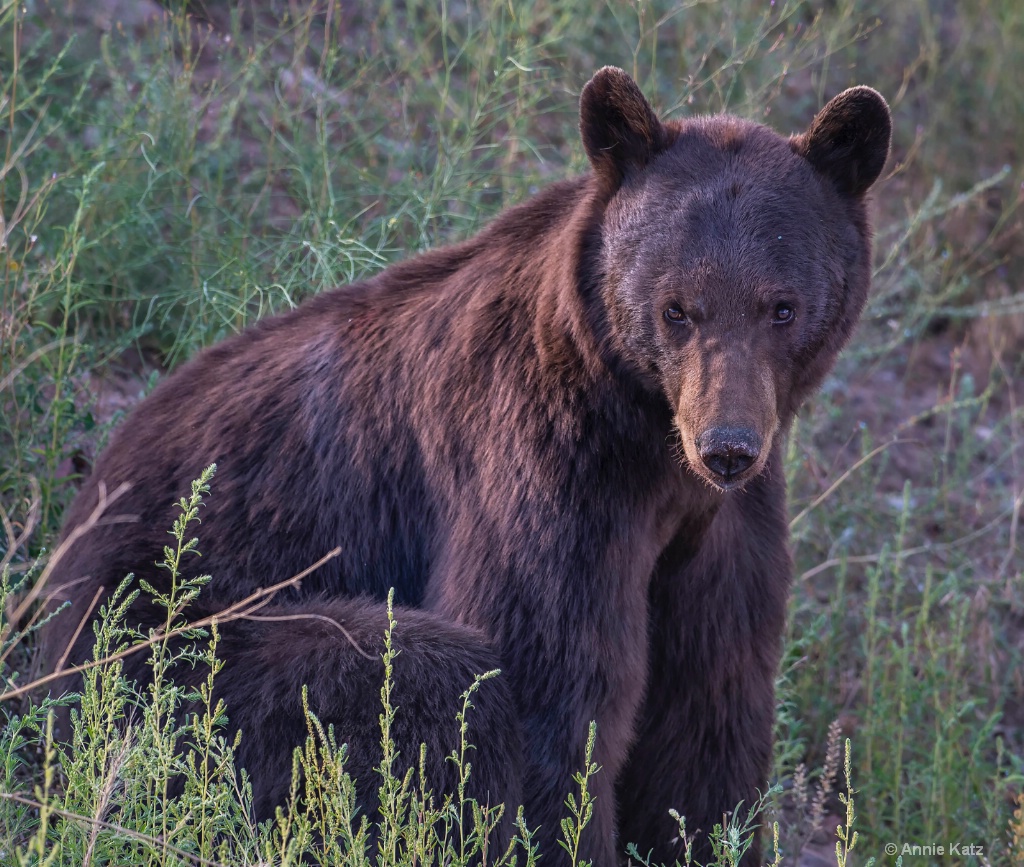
[41,68,890,865]
[174,599,523,829]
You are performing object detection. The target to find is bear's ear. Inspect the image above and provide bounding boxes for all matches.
[580,67,668,191]
[793,86,892,197]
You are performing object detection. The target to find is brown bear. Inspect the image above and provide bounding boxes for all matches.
[40,67,891,865]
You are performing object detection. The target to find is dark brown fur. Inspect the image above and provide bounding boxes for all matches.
[41,68,890,865]
[174,599,523,826]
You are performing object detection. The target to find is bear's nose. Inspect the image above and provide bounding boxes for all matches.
[696,427,762,482]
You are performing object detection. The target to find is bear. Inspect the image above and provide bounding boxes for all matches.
[39,67,891,866]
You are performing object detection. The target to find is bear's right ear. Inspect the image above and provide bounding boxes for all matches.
[580,67,668,192]
[793,86,892,197]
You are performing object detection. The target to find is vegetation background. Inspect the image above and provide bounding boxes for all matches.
[1,0,1022,864]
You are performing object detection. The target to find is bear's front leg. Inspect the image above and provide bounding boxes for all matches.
[468,588,648,867]
[617,467,792,867]
[430,526,654,867]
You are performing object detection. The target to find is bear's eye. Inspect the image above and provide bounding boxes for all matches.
[773,303,796,324]
[664,306,688,325]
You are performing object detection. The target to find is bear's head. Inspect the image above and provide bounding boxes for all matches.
[580,67,891,490]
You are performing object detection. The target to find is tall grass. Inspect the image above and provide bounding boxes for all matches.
[2,0,1023,863]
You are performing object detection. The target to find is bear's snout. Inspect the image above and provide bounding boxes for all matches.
[695,426,762,485]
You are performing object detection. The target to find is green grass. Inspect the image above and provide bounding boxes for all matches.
[2,0,1023,863]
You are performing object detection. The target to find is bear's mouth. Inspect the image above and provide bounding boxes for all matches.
[689,459,762,492]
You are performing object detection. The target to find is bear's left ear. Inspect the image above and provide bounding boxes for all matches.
[793,86,892,197]
[580,67,669,192]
